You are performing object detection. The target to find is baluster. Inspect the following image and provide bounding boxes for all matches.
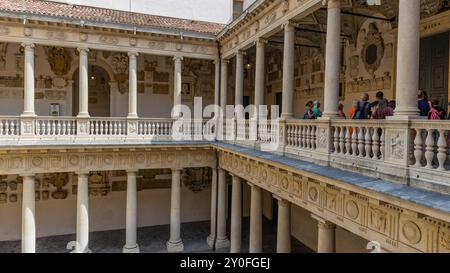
[344,127,350,156]
[34,120,39,136]
[119,122,123,135]
[357,127,365,157]
[339,126,345,155]
[365,127,372,159]
[61,121,65,136]
[6,121,11,135]
[380,129,385,160]
[313,126,318,149]
[51,120,56,135]
[372,127,380,160]
[437,129,447,171]
[305,125,310,149]
[333,127,339,154]
[68,121,72,135]
[425,129,435,169]
[351,127,358,156]
[43,121,48,136]
[413,128,424,167]
[57,121,61,135]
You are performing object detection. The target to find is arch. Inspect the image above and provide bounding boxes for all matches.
[72,64,111,117]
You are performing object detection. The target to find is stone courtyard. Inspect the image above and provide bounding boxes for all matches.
[0,218,312,253]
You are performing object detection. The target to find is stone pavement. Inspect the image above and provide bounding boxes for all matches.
[0,218,313,253]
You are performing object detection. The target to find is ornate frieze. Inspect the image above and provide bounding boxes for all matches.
[0,147,215,176]
[218,149,450,253]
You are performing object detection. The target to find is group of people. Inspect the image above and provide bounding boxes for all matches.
[302,90,450,120]
[417,90,449,120]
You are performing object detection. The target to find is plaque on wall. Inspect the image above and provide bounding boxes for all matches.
[153,83,169,94]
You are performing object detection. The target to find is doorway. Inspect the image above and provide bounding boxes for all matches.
[72,65,111,117]
[419,31,449,109]
[275,92,283,117]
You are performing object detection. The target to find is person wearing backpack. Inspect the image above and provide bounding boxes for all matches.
[371,91,393,119]
[428,98,446,120]
[354,93,371,119]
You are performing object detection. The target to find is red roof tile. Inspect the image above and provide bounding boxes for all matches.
[0,0,225,35]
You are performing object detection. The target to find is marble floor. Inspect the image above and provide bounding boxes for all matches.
[0,217,313,253]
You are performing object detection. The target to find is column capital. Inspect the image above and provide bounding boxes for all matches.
[20,173,35,178]
[213,58,221,65]
[311,214,336,229]
[126,169,139,174]
[173,55,184,62]
[322,0,341,9]
[77,47,89,54]
[281,20,296,31]
[235,50,246,57]
[221,58,230,64]
[128,51,139,58]
[171,168,183,172]
[256,38,268,46]
[273,194,290,207]
[76,172,90,176]
[21,42,35,49]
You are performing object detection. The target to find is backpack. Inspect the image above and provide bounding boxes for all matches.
[428,101,441,120]
[372,100,387,119]
[354,101,368,119]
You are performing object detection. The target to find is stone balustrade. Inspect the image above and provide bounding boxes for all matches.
[1,115,449,194]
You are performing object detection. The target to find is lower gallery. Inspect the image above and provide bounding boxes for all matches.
[0,0,449,254]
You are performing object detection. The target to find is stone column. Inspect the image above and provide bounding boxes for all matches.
[249,182,262,253]
[281,22,295,119]
[312,214,336,253]
[76,173,90,253]
[21,43,35,117]
[214,59,221,107]
[254,39,266,114]
[230,175,242,253]
[235,51,244,110]
[77,48,90,118]
[123,170,139,253]
[394,0,421,117]
[207,168,218,248]
[21,174,36,253]
[127,52,139,119]
[215,168,230,249]
[220,60,229,113]
[274,195,291,253]
[167,168,184,252]
[173,56,183,118]
[322,0,341,118]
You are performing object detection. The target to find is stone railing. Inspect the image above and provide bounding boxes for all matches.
[1,115,449,193]
[0,116,214,143]
[223,117,450,194]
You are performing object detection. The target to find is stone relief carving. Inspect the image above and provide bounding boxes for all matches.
[182,168,212,193]
[401,220,422,245]
[361,23,384,76]
[44,47,72,76]
[389,131,405,160]
[111,53,129,74]
[49,173,69,199]
[99,35,119,45]
[0,43,7,70]
[46,31,67,41]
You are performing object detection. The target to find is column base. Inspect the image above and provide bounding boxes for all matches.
[206,234,215,249]
[127,114,138,119]
[20,112,37,117]
[122,244,140,253]
[77,113,90,118]
[214,237,230,250]
[71,248,91,253]
[166,240,184,253]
